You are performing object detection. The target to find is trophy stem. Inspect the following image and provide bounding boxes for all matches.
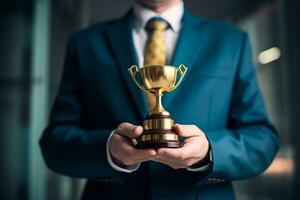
[149,89,170,116]
[154,90,163,112]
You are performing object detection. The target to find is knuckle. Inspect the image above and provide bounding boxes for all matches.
[122,159,130,165]
[122,159,129,165]
[192,125,200,132]
[178,154,186,161]
[148,150,156,157]
[192,124,198,129]
[117,123,124,131]
[111,133,120,142]
[185,160,194,167]
[118,122,129,130]
[182,161,189,167]
[121,122,129,127]
[123,159,134,166]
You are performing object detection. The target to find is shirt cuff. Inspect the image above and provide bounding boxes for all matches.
[106,130,140,173]
[186,149,212,172]
[187,163,211,172]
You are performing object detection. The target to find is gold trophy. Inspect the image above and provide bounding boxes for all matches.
[128,64,188,149]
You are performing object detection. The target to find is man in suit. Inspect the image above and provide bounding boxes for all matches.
[40,0,280,199]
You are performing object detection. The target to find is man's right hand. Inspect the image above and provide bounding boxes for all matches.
[109,122,157,167]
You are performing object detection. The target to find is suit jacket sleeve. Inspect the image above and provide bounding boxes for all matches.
[205,33,280,181]
[39,35,121,181]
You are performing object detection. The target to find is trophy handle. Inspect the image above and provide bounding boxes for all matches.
[169,64,188,92]
[128,65,148,92]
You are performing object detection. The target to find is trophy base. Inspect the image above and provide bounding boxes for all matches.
[137,126,180,149]
[137,141,180,149]
[137,113,180,149]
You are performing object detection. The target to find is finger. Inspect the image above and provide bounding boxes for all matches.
[116,122,143,139]
[109,134,131,159]
[129,147,157,160]
[154,157,185,169]
[180,137,209,162]
[156,146,201,168]
[173,124,203,138]
[110,134,139,158]
[157,148,187,161]
[157,141,200,161]
[118,140,157,160]
[122,155,155,166]
[183,158,199,167]
[112,133,133,147]
[113,137,157,165]
[113,133,139,148]
[157,156,197,168]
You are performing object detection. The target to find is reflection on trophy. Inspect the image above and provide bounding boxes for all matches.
[128,64,188,149]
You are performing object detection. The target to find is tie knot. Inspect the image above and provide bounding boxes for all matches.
[145,17,169,31]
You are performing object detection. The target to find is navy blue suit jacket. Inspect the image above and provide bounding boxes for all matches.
[40,9,279,200]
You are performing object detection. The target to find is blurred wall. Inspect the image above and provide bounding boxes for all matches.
[0,1,32,199]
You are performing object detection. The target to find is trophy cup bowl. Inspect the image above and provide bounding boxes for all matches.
[128,64,188,149]
[140,65,179,93]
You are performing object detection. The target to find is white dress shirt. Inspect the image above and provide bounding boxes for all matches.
[132,1,183,66]
[106,1,211,173]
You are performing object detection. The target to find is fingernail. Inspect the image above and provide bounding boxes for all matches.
[134,126,141,132]
[151,150,157,156]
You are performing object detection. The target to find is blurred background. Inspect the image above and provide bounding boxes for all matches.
[0,0,299,199]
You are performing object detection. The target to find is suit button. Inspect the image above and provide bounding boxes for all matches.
[205,177,226,184]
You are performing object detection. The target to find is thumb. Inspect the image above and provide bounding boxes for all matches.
[116,122,143,139]
[173,124,202,138]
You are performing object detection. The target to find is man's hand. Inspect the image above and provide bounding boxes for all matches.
[109,122,157,167]
[154,124,209,169]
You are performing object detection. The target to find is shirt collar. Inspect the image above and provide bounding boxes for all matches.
[133,1,184,33]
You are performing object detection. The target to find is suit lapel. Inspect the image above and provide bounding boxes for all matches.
[105,10,208,119]
[164,10,208,107]
[106,11,148,119]
[171,10,205,68]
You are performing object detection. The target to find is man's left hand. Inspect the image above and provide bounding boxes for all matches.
[153,124,209,169]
